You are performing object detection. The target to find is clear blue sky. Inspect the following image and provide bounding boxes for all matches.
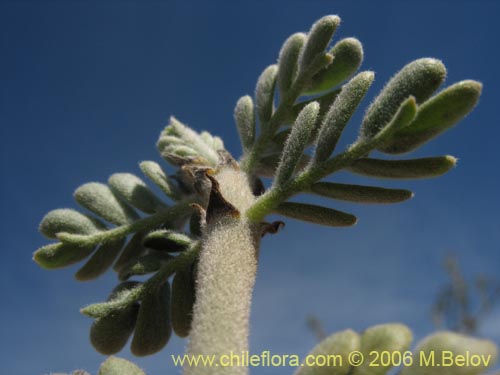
[1,1,499,374]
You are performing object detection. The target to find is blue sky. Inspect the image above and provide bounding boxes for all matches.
[1,1,500,374]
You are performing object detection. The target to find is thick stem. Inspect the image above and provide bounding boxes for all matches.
[184,168,259,375]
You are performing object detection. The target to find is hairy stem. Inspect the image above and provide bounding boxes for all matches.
[185,168,259,375]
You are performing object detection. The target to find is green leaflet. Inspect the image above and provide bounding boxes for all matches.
[139,161,180,200]
[275,102,320,186]
[98,356,146,375]
[113,232,146,272]
[256,152,310,178]
[298,15,340,74]
[273,202,357,227]
[142,229,192,252]
[277,32,306,97]
[361,58,446,139]
[131,281,172,356]
[306,37,364,95]
[296,329,360,375]
[379,80,482,154]
[118,253,173,281]
[255,65,278,124]
[171,264,196,338]
[348,156,457,179]
[234,95,256,153]
[400,332,498,375]
[108,173,167,214]
[75,238,126,281]
[310,182,413,204]
[39,208,106,239]
[74,182,139,225]
[352,323,413,375]
[33,242,95,270]
[313,71,374,164]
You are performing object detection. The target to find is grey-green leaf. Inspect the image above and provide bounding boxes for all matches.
[379,80,482,154]
[118,253,172,281]
[310,182,413,204]
[171,264,196,338]
[108,173,167,214]
[74,183,139,225]
[33,242,95,270]
[113,232,146,272]
[75,238,126,281]
[131,282,172,356]
[139,161,180,200]
[275,102,320,186]
[273,202,357,227]
[299,15,341,74]
[348,156,457,179]
[296,329,360,375]
[352,323,413,375]
[306,37,364,95]
[143,229,192,252]
[400,331,498,375]
[234,95,256,153]
[277,32,306,97]
[98,357,146,375]
[313,71,374,164]
[39,208,106,239]
[255,64,278,124]
[361,58,446,139]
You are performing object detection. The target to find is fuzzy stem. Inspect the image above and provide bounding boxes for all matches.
[184,168,259,375]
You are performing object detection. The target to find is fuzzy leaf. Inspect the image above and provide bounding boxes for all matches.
[33,242,95,270]
[143,229,192,252]
[139,161,180,200]
[131,282,172,356]
[313,71,374,164]
[275,102,320,186]
[277,32,306,97]
[379,80,482,154]
[286,88,341,126]
[234,96,256,153]
[310,182,413,204]
[39,208,106,239]
[400,331,498,375]
[118,253,173,281]
[299,15,341,74]
[306,37,364,95]
[297,329,360,375]
[255,64,278,124]
[74,183,139,226]
[361,58,446,139]
[108,173,167,214]
[273,202,357,227]
[98,356,146,375]
[113,232,145,272]
[90,301,139,355]
[352,323,413,375]
[171,264,196,338]
[348,156,457,179]
[75,238,126,281]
